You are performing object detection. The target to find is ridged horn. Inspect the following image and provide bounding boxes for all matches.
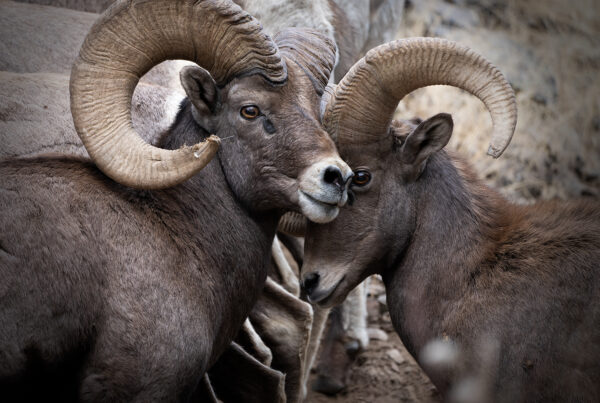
[322,37,516,158]
[273,28,337,96]
[70,0,287,189]
[278,212,307,237]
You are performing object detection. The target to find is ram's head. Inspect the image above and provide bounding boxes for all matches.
[71,0,353,223]
[299,38,517,306]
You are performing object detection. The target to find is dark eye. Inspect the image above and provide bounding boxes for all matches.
[352,170,371,187]
[240,105,260,120]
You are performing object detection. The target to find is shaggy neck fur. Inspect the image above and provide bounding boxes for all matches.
[382,150,600,399]
[158,100,280,363]
[383,150,508,355]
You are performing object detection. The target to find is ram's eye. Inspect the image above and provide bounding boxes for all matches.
[240,105,260,120]
[352,170,371,186]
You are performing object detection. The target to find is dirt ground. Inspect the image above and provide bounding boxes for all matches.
[305,0,599,402]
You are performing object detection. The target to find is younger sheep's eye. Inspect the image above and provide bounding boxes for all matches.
[241,105,260,120]
[352,170,371,187]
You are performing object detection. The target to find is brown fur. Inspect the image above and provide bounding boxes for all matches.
[0,36,341,400]
[303,115,600,402]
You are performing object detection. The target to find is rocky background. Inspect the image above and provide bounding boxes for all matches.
[307,1,599,402]
[399,0,599,202]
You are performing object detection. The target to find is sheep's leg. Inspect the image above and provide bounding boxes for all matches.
[249,277,313,403]
[236,318,273,366]
[301,305,331,399]
[342,279,370,348]
[312,306,356,395]
[208,343,286,403]
[312,279,371,395]
[271,235,301,297]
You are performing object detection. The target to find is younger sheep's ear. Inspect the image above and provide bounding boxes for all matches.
[389,119,418,150]
[400,113,454,166]
[180,65,220,119]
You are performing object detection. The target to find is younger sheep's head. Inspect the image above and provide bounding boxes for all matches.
[300,38,517,306]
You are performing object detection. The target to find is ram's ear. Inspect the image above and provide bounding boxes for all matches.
[400,113,453,166]
[180,65,220,121]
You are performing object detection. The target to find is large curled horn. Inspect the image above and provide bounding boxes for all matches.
[71,0,287,189]
[273,28,337,96]
[322,37,516,158]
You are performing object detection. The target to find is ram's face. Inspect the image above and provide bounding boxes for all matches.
[70,0,360,210]
[301,116,455,307]
[184,59,353,223]
[300,136,396,307]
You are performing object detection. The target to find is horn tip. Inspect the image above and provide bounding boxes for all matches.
[206,134,221,145]
[487,145,504,159]
[192,135,220,159]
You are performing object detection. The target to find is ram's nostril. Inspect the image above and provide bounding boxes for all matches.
[302,272,321,295]
[323,166,343,189]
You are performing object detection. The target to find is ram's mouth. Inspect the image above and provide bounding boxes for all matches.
[306,275,345,307]
[298,191,340,224]
[302,191,339,207]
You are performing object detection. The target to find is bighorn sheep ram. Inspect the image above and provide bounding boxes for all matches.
[0,0,355,400]
[299,37,600,402]
[0,2,316,400]
[2,0,402,399]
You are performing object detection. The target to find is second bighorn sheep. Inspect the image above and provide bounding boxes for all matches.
[301,38,600,402]
[0,0,353,400]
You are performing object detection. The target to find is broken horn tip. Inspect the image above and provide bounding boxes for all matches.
[207,134,221,144]
[487,145,504,159]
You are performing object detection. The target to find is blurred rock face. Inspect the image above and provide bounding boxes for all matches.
[398,0,599,202]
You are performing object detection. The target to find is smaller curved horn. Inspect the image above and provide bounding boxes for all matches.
[322,38,517,158]
[278,212,307,237]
